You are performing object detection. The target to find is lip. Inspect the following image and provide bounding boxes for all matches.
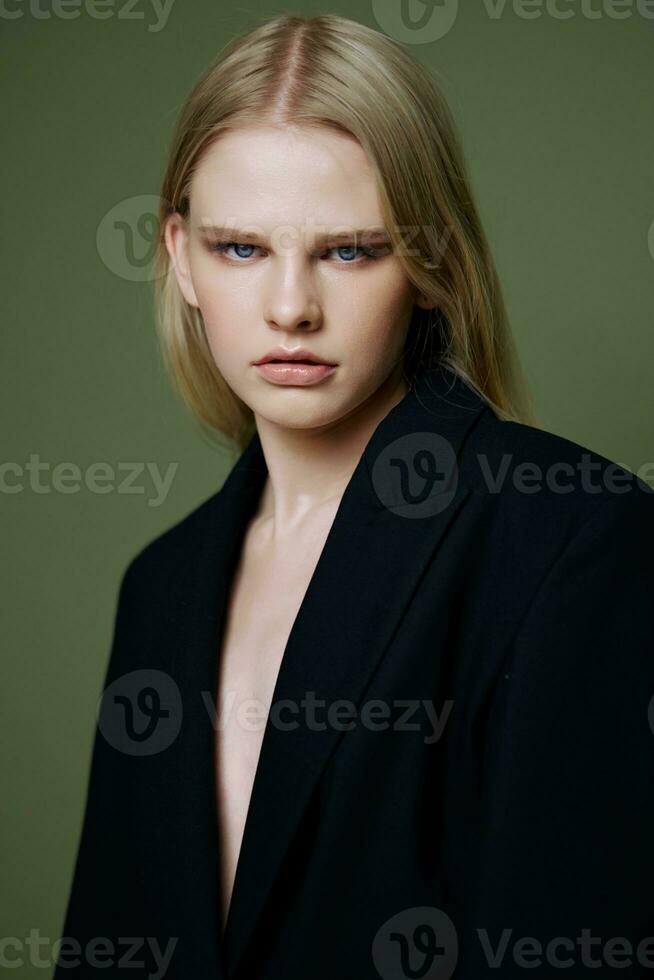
[254,362,337,386]
[253,347,336,366]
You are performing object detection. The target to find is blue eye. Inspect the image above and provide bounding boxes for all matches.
[207,241,389,262]
[210,242,257,260]
[335,245,360,262]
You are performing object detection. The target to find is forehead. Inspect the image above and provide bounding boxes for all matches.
[189,125,384,232]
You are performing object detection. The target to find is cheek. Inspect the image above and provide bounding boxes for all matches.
[188,249,243,314]
[189,297,242,381]
[346,274,415,355]
[192,271,224,319]
[190,264,248,351]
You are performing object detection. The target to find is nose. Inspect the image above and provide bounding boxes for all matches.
[262,255,323,334]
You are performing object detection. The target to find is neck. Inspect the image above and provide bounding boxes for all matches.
[252,364,409,535]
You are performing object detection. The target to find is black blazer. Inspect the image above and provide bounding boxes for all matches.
[55,364,654,980]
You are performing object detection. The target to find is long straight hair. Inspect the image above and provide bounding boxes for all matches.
[153,13,537,451]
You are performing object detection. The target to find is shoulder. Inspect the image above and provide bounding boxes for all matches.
[465,417,654,695]
[453,410,654,630]
[118,482,226,596]
[462,408,654,535]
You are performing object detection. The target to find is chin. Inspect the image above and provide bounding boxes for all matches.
[255,396,349,431]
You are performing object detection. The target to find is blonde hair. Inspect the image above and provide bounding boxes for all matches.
[153,13,537,452]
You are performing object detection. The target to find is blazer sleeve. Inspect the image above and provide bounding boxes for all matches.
[54,555,144,975]
[463,487,654,978]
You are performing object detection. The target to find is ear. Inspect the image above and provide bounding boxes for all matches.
[163,213,200,308]
[414,290,436,311]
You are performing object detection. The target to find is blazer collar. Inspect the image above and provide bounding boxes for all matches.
[165,363,488,980]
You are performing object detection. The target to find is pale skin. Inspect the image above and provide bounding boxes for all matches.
[164,123,434,930]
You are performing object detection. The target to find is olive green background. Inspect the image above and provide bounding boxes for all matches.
[2,2,653,975]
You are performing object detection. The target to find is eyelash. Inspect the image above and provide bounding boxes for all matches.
[206,241,388,263]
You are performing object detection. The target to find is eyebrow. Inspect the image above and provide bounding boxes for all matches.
[198,224,392,244]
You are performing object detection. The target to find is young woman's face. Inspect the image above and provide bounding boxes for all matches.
[165,124,430,431]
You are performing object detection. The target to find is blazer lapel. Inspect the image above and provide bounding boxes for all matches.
[154,430,268,980]
[165,364,488,980]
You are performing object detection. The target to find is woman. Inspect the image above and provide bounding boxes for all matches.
[56,14,654,980]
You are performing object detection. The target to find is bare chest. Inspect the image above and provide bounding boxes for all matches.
[214,505,339,925]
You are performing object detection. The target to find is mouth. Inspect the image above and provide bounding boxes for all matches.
[253,358,338,386]
[253,347,337,367]
[263,358,327,365]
